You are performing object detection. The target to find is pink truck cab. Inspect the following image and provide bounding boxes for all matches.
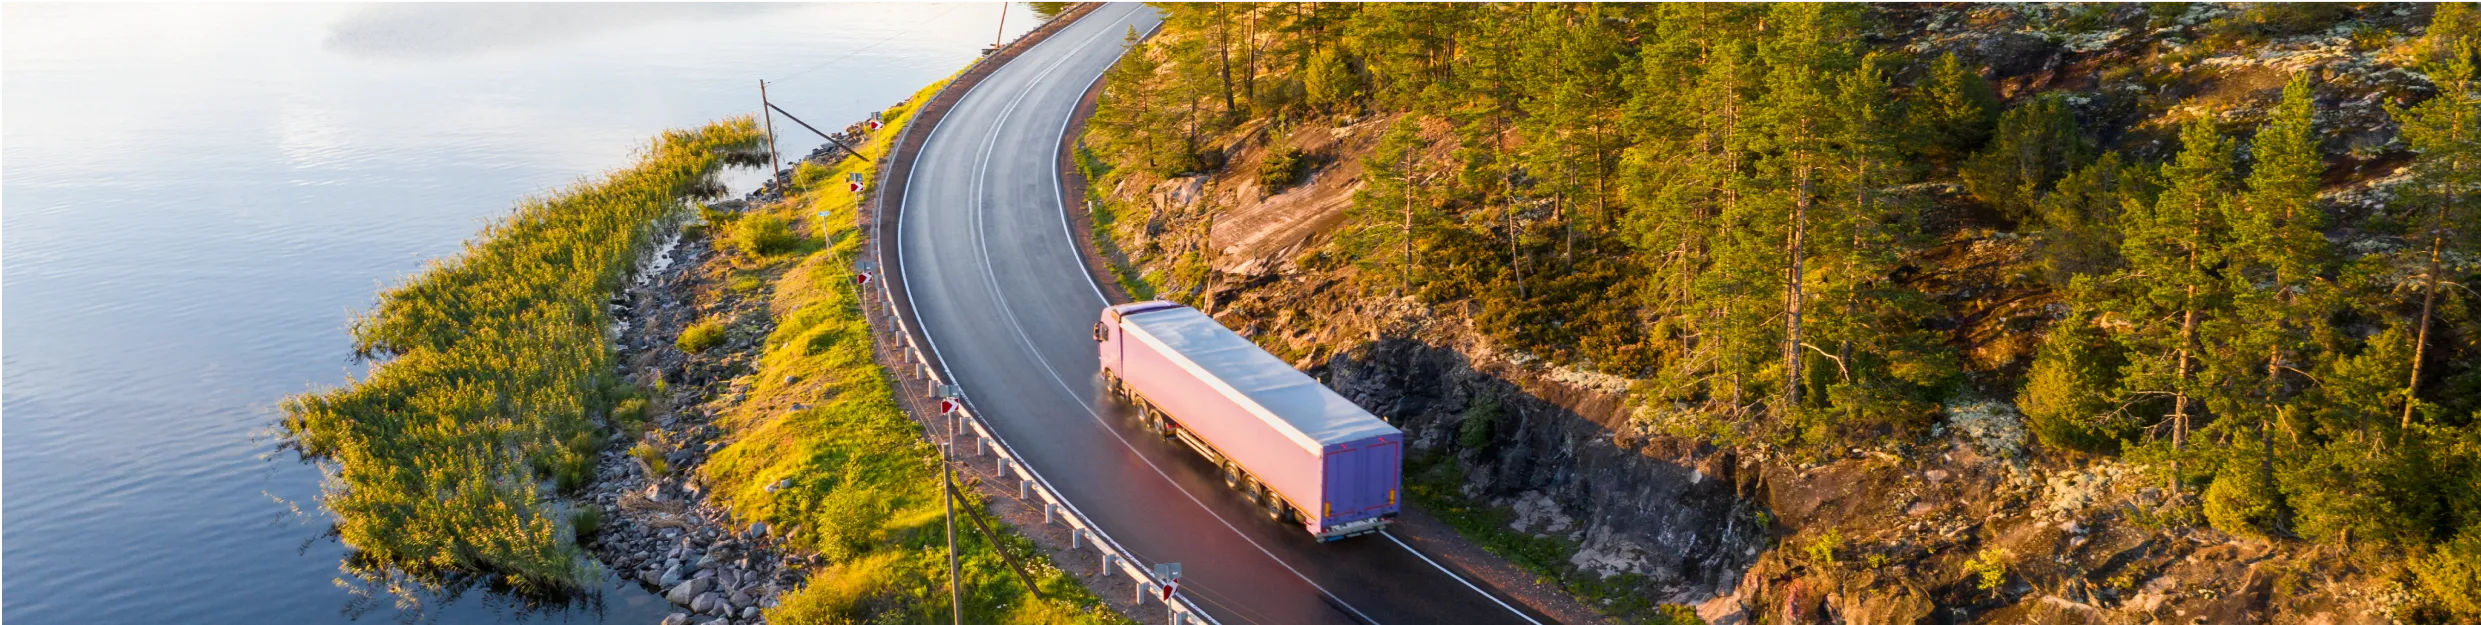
[1095,301,1402,541]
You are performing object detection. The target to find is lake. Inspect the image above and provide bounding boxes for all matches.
[1,3,1037,622]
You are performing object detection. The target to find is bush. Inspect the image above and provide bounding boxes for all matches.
[611,397,647,427]
[2203,449,2287,539]
[732,213,800,257]
[1968,548,2015,591]
[677,318,727,354]
[629,441,669,478]
[570,507,604,544]
[1459,392,1502,451]
[1303,49,1363,112]
[1258,147,1310,193]
[2019,312,2134,453]
[1806,529,1844,565]
[2413,527,2481,618]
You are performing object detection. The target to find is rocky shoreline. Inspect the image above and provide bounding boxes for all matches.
[568,134,877,625]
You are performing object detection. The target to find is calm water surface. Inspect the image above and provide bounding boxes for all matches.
[2,4,1036,622]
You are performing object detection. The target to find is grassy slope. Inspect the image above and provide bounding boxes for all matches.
[283,120,767,595]
[693,78,1127,625]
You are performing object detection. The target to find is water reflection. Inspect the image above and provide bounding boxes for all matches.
[325,3,789,59]
[1,3,1035,623]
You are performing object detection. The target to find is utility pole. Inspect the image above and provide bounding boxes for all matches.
[944,416,962,625]
[993,4,1008,50]
[760,80,782,189]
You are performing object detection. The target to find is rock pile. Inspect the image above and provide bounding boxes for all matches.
[578,184,804,625]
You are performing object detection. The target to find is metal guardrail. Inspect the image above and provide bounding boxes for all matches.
[853,5,1217,624]
[865,284,1216,625]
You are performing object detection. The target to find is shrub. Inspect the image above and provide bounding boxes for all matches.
[1968,548,2015,591]
[629,441,669,478]
[1258,147,1310,193]
[570,507,604,544]
[1806,529,1844,565]
[1459,392,1503,451]
[678,318,728,354]
[2203,449,2287,539]
[2018,311,2134,453]
[732,212,800,257]
[611,397,647,427]
[1303,49,1363,112]
[2413,527,2481,618]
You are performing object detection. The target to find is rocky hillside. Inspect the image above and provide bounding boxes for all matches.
[1076,3,2478,623]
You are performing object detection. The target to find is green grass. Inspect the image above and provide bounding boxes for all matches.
[690,78,1128,625]
[677,318,728,354]
[280,118,768,596]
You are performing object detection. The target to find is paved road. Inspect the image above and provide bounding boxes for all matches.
[892,5,1554,625]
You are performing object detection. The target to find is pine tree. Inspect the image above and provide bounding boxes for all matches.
[2201,74,2329,538]
[2033,151,2158,283]
[1908,52,2000,170]
[1961,93,2094,223]
[1339,117,1438,298]
[2114,116,2237,493]
[2389,32,2480,430]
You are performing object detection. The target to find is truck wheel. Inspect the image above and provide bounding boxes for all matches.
[1263,498,1292,523]
[1221,464,1243,491]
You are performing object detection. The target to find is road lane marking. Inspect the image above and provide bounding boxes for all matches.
[1381,531,1545,625]
[941,10,1384,625]
[904,7,1534,625]
[897,7,1376,624]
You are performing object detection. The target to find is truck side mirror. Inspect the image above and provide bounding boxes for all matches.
[1093,321,1108,343]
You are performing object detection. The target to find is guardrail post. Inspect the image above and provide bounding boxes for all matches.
[1043,502,1055,525]
[977,435,988,456]
[1070,527,1081,549]
[1018,474,1030,499]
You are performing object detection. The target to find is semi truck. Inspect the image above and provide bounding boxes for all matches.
[1094,301,1402,541]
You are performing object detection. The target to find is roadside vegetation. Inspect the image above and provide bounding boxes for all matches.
[281,119,768,595]
[1085,3,2481,620]
[689,79,1126,624]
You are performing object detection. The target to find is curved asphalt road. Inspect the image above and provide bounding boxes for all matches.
[895,5,1552,625]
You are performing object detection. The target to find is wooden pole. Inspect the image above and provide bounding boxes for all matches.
[944,442,962,625]
[760,80,783,189]
[994,4,1008,50]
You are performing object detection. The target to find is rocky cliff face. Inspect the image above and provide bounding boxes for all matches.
[1330,334,1765,604]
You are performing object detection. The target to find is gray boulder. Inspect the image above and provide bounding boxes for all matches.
[666,577,710,606]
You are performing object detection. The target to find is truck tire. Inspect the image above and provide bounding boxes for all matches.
[1263,497,1292,523]
[1221,463,1243,491]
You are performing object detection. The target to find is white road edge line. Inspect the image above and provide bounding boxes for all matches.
[905,6,1532,625]
[948,10,1382,625]
[893,7,1367,625]
[1039,16,1538,625]
[1381,531,1544,625]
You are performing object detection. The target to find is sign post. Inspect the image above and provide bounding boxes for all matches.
[1152,562,1181,601]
